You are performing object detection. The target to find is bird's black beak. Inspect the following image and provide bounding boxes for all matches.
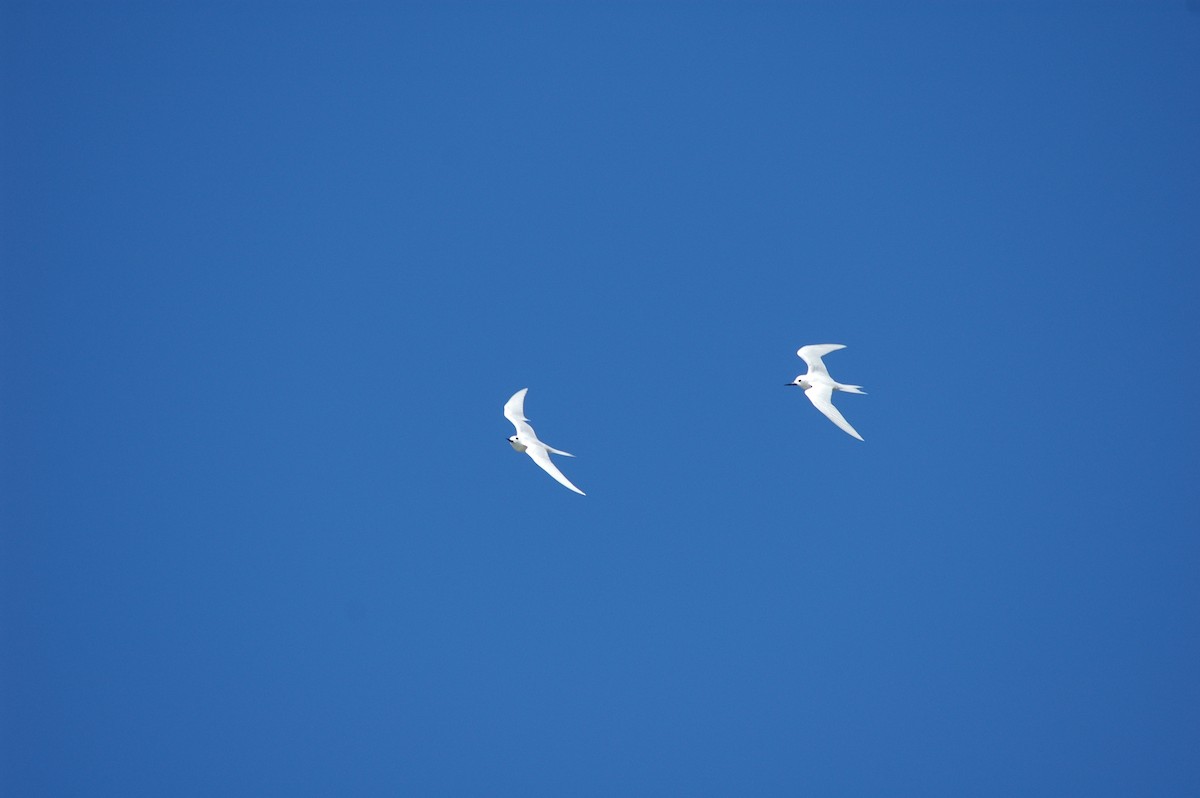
[785,382,796,386]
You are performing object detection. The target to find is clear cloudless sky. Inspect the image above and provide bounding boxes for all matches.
[3,2,1198,795]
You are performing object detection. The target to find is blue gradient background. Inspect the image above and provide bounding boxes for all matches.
[3,3,1198,795]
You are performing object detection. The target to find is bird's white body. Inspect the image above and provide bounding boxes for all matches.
[503,388,585,495]
[789,344,866,441]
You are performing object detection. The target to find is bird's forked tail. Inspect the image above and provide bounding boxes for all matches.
[543,444,575,457]
[837,384,866,394]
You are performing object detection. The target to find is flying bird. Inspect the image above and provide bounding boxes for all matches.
[503,388,585,495]
[787,344,866,441]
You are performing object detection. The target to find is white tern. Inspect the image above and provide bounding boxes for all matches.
[503,388,585,495]
[787,344,866,441]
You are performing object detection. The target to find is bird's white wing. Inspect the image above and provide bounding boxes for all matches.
[504,388,540,440]
[503,388,529,425]
[804,384,864,441]
[796,344,846,377]
[526,444,586,495]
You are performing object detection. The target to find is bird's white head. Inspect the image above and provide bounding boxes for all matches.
[788,376,811,390]
[507,435,526,452]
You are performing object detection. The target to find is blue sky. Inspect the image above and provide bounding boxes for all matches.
[3,2,1198,795]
